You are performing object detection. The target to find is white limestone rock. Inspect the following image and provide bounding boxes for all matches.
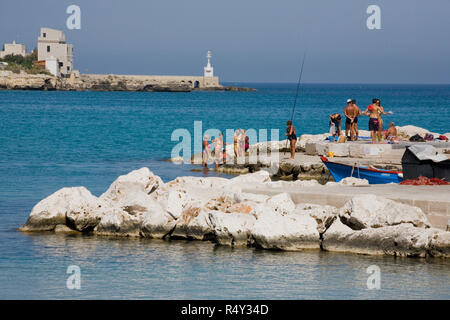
[397,125,440,139]
[170,207,213,240]
[208,211,256,246]
[230,170,271,185]
[339,195,431,230]
[339,177,369,186]
[140,204,177,239]
[322,220,431,257]
[296,203,339,234]
[265,193,295,216]
[233,192,269,204]
[20,187,103,232]
[293,179,320,187]
[428,230,450,258]
[252,211,320,251]
[95,207,143,237]
[100,167,163,209]
[165,176,231,191]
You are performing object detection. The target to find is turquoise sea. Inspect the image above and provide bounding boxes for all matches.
[0,83,449,299]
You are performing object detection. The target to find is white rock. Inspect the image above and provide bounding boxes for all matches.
[170,207,213,240]
[166,176,231,190]
[339,177,369,186]
[428,229,450,258]
[20,187,103,232]
[296,203,339,234]
[233,192,269,204]
[397,125,440,139]
[293,179,320,187]
[95,208,143,237]
[339,195,431,229]
[323,220,431,257]
[140,204,177,239]
[230,170,271,185]
[100,167,163,208]
[252,211,320,250]
[265,193,295,216]
[208,211,256,246]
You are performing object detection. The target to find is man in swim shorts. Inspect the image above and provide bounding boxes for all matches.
[363,99,381,144]
[344,99,360,141]
[363,98,392,144]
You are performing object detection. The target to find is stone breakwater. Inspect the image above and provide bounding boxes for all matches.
[185,126,450,179]
[0,71,255,92]
[20,168,450,258]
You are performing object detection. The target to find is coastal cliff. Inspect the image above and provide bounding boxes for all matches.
[0,71,255,92]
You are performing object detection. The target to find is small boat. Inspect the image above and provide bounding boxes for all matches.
[320,156,404,184]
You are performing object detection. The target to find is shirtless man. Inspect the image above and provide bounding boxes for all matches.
[363,98,392,144]
[344,99,360,141]
[351,99,361,141]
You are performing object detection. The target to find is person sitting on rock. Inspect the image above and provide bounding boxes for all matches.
[384,122,398,141]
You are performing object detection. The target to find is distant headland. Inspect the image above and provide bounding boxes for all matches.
[0,28,255,92]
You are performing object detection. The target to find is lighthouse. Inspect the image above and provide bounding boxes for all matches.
[203,50,214,77]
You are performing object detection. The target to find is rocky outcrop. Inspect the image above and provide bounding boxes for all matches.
[20,187,105,231]
[0,71,254,92]
[20,168,450,258]
[339,194,431,230]
[322,220,433,257]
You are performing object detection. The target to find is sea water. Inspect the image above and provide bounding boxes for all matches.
[0,84,449,299]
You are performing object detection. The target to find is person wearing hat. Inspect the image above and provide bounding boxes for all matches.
[344,99,361,141]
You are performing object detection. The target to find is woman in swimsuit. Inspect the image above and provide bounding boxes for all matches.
[212,132,226,168]
[202,135,211,168]
[285,120,297,159]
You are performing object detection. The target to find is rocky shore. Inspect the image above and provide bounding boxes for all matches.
[0,71,255,92]
[20,168,450,258]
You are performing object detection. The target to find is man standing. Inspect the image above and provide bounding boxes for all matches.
[351,99,361,141]
[344,99,361,141]
[344,99,354,139]
[363,98,392,144]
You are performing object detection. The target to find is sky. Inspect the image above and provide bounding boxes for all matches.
[1,0,450,84]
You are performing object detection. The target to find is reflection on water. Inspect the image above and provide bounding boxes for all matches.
[1,232,448,299]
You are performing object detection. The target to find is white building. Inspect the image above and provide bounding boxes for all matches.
[45,56,60,77]
[204,50,214,77]
[0,40,27,58]
[38,28,73,76]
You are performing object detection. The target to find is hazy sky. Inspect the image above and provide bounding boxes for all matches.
[1,0,449,83]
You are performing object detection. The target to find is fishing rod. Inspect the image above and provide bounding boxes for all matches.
[285,49,307,154]
[290,49,307,121]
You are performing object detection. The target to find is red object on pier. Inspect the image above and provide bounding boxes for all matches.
[400,176,450,185]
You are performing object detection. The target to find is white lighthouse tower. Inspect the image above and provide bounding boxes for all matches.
[203,50,214,77]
